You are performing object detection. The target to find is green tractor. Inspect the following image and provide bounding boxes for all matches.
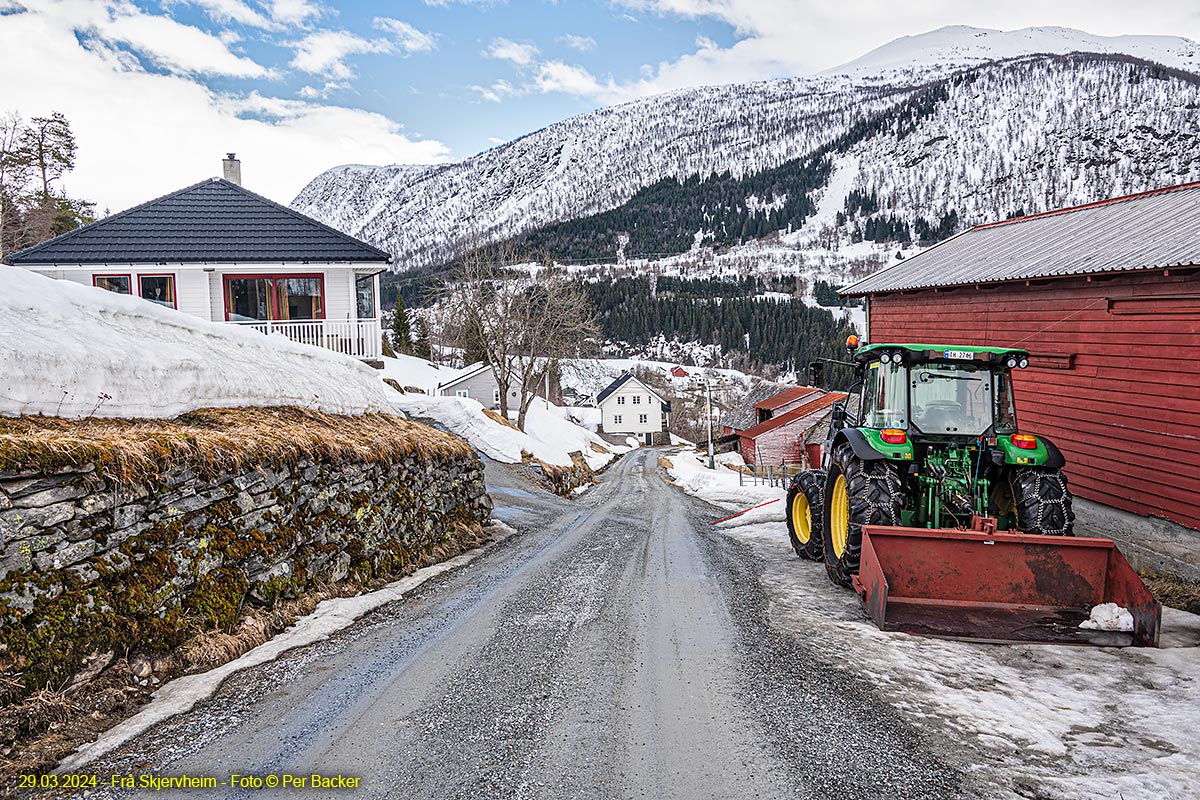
[787,340,1075,588]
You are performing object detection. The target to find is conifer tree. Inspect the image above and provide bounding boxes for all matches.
[391,295,413,354]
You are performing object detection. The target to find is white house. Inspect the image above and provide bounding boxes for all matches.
[4,155,390,361]
[437,362,520,408]
[596,372,672,445]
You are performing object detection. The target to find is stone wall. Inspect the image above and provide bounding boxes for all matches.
[0,446,491,693]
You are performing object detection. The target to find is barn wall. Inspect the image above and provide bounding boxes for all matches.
[866,270,1200,532]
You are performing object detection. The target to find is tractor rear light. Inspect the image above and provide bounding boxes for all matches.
[1012,434,1038,450]
[881,429,907,445]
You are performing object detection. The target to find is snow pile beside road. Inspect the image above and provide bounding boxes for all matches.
[664,449,785,527]
[0,268,397,419]
[390,394,624,470]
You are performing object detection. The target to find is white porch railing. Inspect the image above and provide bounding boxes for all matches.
[229,319,381,359]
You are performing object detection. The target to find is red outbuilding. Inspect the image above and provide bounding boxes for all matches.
[738,392,847,467]
[842,183,1200,536]
[751,385,822,426]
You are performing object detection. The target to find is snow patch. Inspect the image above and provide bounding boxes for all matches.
[1080,602,1135,632]
[0,268,396,419]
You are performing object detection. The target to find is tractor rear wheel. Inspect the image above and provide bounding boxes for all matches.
[786,470,825,561]
[822,444,904,588]
[1008,467,1075,536]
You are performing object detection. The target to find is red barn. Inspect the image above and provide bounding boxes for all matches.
[738,392,847,467]
[670,366,689,378]
[842,183,1200,546]
[752,385,822,425]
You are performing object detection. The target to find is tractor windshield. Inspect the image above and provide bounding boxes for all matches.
[910,363,994,436]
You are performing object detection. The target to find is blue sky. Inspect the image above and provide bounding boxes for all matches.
[3,1,1199,209]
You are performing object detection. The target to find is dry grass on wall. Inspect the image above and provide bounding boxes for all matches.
[0,407,471,485]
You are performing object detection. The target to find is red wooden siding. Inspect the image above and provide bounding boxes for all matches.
[867,270,1200,532]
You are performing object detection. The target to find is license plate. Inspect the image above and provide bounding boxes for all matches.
[943,350,974,360]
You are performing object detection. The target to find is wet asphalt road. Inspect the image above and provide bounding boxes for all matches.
[66,449,971,800]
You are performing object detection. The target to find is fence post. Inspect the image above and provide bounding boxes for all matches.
[768,465,774,487]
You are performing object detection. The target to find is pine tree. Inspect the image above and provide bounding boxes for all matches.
[391,295,413,354]
[412,315,432,361]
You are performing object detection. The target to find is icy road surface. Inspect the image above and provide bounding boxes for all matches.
[58,450,969,800]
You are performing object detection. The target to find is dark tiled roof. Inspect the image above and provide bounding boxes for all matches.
[6,178,391,265]
[595,372,666,406]
[842,181,1200,296]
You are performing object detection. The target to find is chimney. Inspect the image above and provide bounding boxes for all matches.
[222,153,241,186]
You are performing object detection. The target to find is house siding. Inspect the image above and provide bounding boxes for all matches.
[440,368,517,409]
[866,270,1200,532]
[599,381,666,435]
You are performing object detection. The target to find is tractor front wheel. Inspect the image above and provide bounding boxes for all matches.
[786,470,825,561]
[1008,467,1075,536]
[822,444,904,588]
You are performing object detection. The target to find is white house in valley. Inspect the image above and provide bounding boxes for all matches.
[595,372,672,445]
[4,155,391,361]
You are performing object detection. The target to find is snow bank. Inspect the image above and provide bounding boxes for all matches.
[378,353,457,394]
[0,268,397,419]
[389,394,624,470]
[664,448,786,528]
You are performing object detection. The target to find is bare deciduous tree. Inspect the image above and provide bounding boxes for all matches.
[436,245,599,430]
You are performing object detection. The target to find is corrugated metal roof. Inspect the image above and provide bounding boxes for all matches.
[5,178,391,265]
[753,385,820,411]
[738,393,847,439]
[842,182,1200,296]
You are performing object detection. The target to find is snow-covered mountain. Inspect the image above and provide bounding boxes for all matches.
[292,26,1200,270]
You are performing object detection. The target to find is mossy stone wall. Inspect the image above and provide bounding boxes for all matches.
[0,452,491,692]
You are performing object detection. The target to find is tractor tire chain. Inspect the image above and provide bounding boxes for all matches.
[1008,467,1075,536]
[823,444,905,587]
[786,470,826,561]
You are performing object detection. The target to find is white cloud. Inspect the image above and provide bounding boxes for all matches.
[470,79,516,103]
[487,136,505,144]
[288,29,391,79]
[0,0,449,209]
[532,61,620,101]
[484,37,539,65]
[98,8,273,78]
[558,33,596,52]
[267,0,321,26]
[171,0,278,30]
[297,80,349,99]
[374,17,437,53]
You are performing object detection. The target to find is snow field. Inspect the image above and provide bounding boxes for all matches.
[0,268,398,419]
[662,449,1200,800]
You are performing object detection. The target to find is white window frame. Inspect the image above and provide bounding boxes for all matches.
[617,396,625,405]
[633,395,641,405]
[639,414,648,424]
[614,414,622,425]
[456,389,469,398]
[493,389,501,404]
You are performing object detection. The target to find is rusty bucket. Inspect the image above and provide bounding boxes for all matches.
[853,525,1161,646]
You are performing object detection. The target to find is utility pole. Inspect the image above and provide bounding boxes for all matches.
[706,378,715,470]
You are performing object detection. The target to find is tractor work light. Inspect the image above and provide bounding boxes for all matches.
[1018,357,1030,369]
[881,429,907,445]
[880,352,892,363]
[1005,356,1018,368]
[1012,434,1038,450]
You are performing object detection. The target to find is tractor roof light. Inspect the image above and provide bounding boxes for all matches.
[1005,356,1018,368]
[879,352,892,363]
[1012,434,1038,450]
[846,334,860,352]
[1018,357,1030,369]
[881,429,907,445]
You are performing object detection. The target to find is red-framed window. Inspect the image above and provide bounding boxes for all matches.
[137,273,177,309]
[93,274,132,294]
[223,274,326,322]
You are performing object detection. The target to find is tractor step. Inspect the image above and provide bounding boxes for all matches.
[853,525,1161,647]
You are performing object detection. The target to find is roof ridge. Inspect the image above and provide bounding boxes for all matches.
[973,180,1200,231]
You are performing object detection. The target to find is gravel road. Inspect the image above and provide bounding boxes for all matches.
[65,449,973,800]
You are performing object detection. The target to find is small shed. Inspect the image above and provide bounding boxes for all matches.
[752,385,822,426]
[842,182,1200,539]
[670,366,689,378]
[738,392,847,467]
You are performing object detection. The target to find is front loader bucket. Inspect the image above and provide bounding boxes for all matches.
[853,526,1161,646]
